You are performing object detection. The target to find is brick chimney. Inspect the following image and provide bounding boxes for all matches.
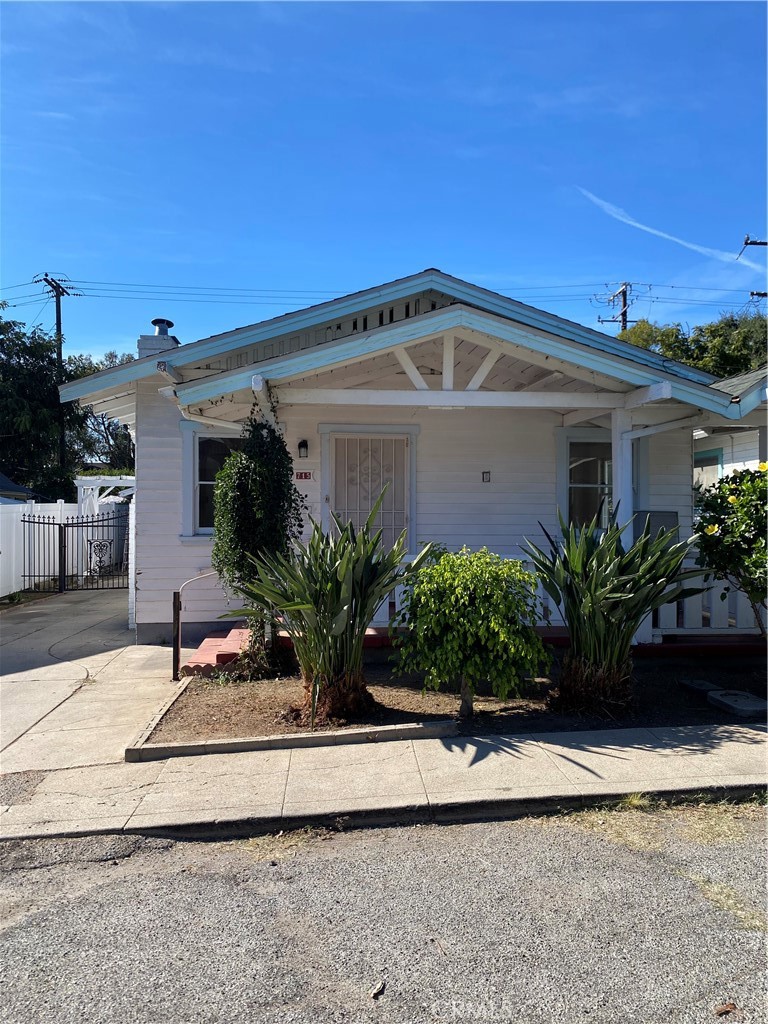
[138,318,180,359]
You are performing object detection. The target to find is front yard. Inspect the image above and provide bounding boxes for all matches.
[148,652,768,745]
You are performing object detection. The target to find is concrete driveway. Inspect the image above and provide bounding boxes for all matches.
[0,592,177,773]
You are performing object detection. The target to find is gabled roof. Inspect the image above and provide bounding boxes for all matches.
[711,364,767,399]
[60,268,719,405]
[709,363,767,418]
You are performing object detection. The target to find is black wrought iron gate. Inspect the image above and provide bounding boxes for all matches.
[21,507,130,592]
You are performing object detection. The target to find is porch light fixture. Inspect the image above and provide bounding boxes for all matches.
[692,428,710,440]
[298,439,309,459]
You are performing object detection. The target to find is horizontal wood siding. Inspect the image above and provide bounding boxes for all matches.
[135,394,698,630]
[645,429,694,537]
[134,382,237,628]
[280,405,560,556]
[695,429,760,474]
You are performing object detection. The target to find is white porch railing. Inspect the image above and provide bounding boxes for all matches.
[655,577,764,637]
[375,557,764,641]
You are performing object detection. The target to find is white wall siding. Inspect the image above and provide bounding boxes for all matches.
[134,380,241,641]
[134,393,699,637]
[695,429,761,475]
[646,429,694,537]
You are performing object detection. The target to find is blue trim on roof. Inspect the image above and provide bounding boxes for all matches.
[60,268,721,403]
[175,306,743,420]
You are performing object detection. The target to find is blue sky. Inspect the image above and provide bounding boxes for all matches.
[2,1,766,361]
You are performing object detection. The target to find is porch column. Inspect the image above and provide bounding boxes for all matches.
[611,409,634,540]
[612,409,653,644]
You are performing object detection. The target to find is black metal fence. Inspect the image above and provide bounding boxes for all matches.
[21,507,130,592]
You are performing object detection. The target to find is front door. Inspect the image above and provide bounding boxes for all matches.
[330,434,409,550]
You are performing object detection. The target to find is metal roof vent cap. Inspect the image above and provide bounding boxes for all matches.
[151,318,174,337]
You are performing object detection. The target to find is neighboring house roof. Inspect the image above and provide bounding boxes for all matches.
[708,366,768,413]
[0,472,34,500]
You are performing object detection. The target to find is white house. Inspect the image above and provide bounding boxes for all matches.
[692,367,767,487]
[60,269,768,644]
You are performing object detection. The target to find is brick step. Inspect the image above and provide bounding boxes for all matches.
[180,628,251,677]
[181,625,404,676]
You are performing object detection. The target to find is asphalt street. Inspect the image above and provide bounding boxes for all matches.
[0,802,765,1023]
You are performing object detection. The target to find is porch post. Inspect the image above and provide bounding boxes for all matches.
[611,409,634,540]
[612,409,653,644]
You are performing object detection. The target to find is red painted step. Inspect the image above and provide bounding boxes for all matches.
[180,628,251,676]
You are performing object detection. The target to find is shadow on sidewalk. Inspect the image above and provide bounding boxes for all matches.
[433,722,766,768]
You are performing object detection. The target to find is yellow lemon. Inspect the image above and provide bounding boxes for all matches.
[759,462,768,472]
[727,495,738,504]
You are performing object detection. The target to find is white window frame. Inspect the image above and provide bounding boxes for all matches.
[318,423,419,554]
[555,427,648,525]
[180,420,242,537]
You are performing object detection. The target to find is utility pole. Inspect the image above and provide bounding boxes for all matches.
[596,282,637,332]
[33,274,79,471]
[736,237,768,305]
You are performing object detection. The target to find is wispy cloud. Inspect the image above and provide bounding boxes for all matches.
[578,187,764,272]
[32,111,75,121]
[157,42,272,75]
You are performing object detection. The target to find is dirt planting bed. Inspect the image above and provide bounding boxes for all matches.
[147,653,767,745]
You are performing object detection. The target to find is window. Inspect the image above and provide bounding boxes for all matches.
[693,448,723,489]
[196,436,245,530]
[568,441,612,526]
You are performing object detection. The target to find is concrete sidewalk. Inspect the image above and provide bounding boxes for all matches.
[0,591,186,772]
[1,592,765,841]
[1,722,765,840]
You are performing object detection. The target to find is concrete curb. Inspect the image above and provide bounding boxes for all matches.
[3,780,764,843]
[124,678,191,757]
[125,717,460,762]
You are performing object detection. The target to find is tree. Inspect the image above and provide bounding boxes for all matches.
[69,352,136,470]
[394,548,548,720]
[0,309,91,499]
[619,311,767,378]
[0,308,135,499]
[695,466,768,636]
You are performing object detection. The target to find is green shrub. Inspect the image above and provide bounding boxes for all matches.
[231,492,431,727]
[394,547,549,719]
[212,412,305,677]
[527,512,704,713]
[695,465,768,635]
[212,413,304,591]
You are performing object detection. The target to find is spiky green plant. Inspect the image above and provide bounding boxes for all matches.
[526,511,704,712]
[231,492,431,726]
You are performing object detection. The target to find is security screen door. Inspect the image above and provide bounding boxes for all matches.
[331,435,409,549]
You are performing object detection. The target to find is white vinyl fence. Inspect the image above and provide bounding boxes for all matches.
[0,501,77,598]
[0,500,127,598]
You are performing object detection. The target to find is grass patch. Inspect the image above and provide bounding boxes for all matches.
[682,873,767,932]
[565,807,666,850]
[556,791,766,851]
[230,826,334,862]
[671,802,765,845]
